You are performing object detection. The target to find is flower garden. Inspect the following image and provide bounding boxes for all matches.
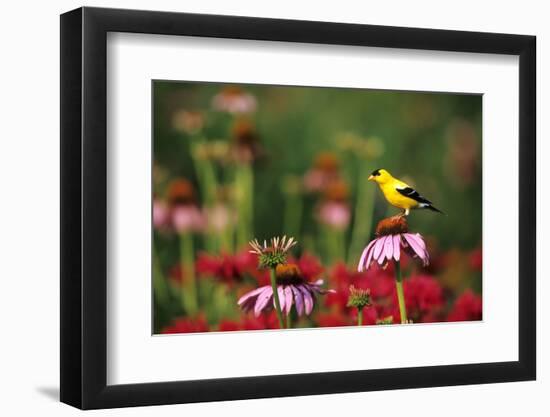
[153,82,482,333]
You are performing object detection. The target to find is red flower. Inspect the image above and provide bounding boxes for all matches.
[469,247,482,272]
[218,320,241,332]
[161,316,209,334]
[288,253,324,281]
[327,263,395,312]
[315,311,351,328]
[325,290,350,312]
[195,250,268,284]
[360,307,379,325]
[327,264,444,324]
[447,290,482,322]
[394,275,444,323]
[242,313,279,330]
[405,275,444,314]
[218,312,279,331]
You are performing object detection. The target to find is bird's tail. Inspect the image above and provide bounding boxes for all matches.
[426,204,445,215]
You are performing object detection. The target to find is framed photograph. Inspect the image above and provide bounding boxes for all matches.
[60,6,536,409]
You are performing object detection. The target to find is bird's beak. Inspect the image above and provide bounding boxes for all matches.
[368,175,374,181]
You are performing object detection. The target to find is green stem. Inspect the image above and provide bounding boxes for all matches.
[335,229,346,262]
[190,139,219,253]
[270,268,285,329]
[322,226,345,263]
[394,261,408,324]
[190,140,218,206]
[283,193,303,238]
[220,227,233,254]
[180,232,198,315]
[286,314,292,329]
[235,164,254,248]
[357,308,363,326]
[152,242,170,306]
[348,163,375,266]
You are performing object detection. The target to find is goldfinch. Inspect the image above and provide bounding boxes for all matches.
[368,169,444,216]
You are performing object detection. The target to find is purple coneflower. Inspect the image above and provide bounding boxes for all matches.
[212,86,257,114]
[205,203,233,233]
[317,201,351,230]
[357,216,430,324]
[303,152,340,193]
[238,263,334,319]
[172,205,205,234]
[357,216,429,271]
[245,236,305,328]
[167,179,205,234]
[153,199,170,230]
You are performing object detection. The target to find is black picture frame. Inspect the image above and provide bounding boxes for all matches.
[60,6,536,410]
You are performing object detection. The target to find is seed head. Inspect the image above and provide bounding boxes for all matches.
[346,285,372,310]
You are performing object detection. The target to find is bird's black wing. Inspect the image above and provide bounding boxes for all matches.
[396,186,432,205]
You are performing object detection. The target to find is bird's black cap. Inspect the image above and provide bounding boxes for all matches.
[371,169,382,177]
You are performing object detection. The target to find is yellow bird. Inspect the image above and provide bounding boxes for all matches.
[368,169,444,216]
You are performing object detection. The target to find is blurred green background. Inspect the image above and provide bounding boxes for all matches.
[154,81,481,248]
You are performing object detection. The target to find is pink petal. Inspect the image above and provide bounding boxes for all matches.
[277,286,286,312]
[393,235,401,261]
[291,286,304,316]
[299,285,314,315]
[381,236,394,265]
[409,234,429,261]
[309,284,323,293]
[254,287,273,317]
[364,240,377,271]
[358,239,377,272]
[404,234,428,263]
[240,296,257,312]
[238,286,268,305]
[284,286,293,315]
[372,237,385,263]
[414,233,427,250]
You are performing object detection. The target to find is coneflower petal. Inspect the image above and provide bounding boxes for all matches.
[409,234,428,260]
[365,241,377,271]
[358,239,376,272]
[240,296,256,313]
[254,287,273,317]
[277,286,286,312]
[373,237,385,262]
[414,233,426,250]
[381,235,393,264]
[403,234,427,264]
[238,286,267,305]
[284,286,293,315]
[291,286,304,316]
[393,235,401,262]
[299,285,314,315]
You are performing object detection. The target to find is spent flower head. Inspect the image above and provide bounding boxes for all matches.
[249,235,297,269]
[346,285,372,310]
